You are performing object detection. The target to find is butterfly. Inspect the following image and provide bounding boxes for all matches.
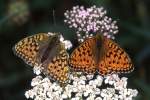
[13,33,69,83]
[69,33,134,75]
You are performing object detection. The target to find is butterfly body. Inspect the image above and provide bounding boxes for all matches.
[13,33,69,83]
[37,35,60,63]
[70,33,133,75]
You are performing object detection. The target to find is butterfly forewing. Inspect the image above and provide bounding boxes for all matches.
[13,33,49,66]
[70,37,97,74]
[98,35,133,75]
[13,33,69,83]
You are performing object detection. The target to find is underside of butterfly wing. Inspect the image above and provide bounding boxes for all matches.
[98,36,133,75]
[69,37,97,74]
[13,33,49,66]
[42,43,69,83]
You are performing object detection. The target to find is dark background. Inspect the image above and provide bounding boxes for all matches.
[0,0,150,100]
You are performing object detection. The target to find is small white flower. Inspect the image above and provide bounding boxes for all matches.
[87,94,95,100]
[114,77,128,90]
[80,75,87,80]
[34,96,44,100]
[95,97,102,100]
[75,92,82,97]
[48,32,55,36]
[64,88,72,98]
[59,34,64,42]
[25,90,35,99]
[86,74,94,80]
[94,88,101,95]
[61,92,68,99]
[72,87,78,92]
[46,91,53,98]
[72,81,78,87]
[131,89,138,97]
[59,34,72,50]
[33,66,42,75]
[104,74,119,85]
[83,91,89,97]
[96,76,103,87]
[31,76,43,86]
[101,88,115,98]
[45,98,52,100]
[71,97,80,100]
[89,80,94,86]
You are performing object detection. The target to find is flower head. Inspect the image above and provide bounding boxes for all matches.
[64,5,118,42]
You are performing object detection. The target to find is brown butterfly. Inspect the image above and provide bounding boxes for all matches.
[69,33,134,75]
[13,33,69,83]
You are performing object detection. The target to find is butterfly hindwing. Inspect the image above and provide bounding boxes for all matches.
[44,48,69,83]
[70,37,97,74]
[41,40,69,83]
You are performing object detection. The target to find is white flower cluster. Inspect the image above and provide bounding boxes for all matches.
[64,5,118,42]
[103,74,138,100]
[59,34,72,50]
[25,73,138,100]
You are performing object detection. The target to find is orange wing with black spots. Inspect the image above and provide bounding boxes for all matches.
[98,36,133,75]
[43,49,69,83]
[69,37,97,74]
[13,33,49,66]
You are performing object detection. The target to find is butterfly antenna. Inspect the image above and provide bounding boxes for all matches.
[52,10,61,36]
[53,10,56,27]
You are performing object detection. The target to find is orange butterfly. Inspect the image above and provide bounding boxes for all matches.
[69,33,134,75]
[13,33,69,83]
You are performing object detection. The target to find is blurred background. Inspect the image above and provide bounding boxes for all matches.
[0,0,149,100]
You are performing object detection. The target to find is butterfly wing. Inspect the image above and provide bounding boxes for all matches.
[69,37,97,74]
[98,36,133,75]
[13,33,49,66]
[43,46,69,83]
